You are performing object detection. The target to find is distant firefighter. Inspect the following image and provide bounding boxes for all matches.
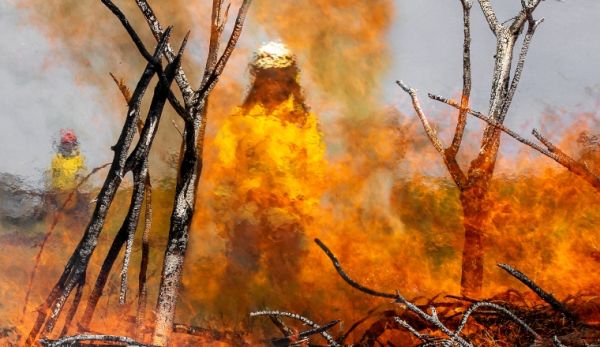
[48,129,86,211]
[212,42,326,305]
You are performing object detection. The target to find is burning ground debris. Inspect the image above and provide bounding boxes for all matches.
[3,0,600,346]
[252,239,600,347]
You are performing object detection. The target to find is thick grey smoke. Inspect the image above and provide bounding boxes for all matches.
[0,2,117,187]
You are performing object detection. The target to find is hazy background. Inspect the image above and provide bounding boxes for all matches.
[1,0,599,183]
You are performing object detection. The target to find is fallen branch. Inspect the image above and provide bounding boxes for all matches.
[497,263,579,324]
[250,310,340,346]
[268,321,340,347]
[39,333,153,347]
[314,238,473,347]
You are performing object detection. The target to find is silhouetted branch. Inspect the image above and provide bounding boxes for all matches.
[39,333,153,347]
[497,263,579,323]
[134,0,194,105]
[314,239,473,347]
[250,310,339,346]
[430,94,600,192]
[21,162,110,325]
[101,0,187,120]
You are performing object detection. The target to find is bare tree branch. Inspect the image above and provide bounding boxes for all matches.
[136,175,153,338]
[397,81,468,188]
[509,0,543,34]
[101,0,188,120]
[429,94,560,160]
[314,238,473,347]
[448,0,473,157]
[476,0,500,34]
[134,0,194,105]
[39,333,152,347]
[396,81,445,156]
[196,0,253,101]
[431,93,600,192]
[250,310,340,346]
[499,17,544,122]
[498,263,579,323]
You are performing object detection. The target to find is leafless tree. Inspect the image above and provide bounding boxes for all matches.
[398,0,545,297]
[24,1,252,346]
[436,93,600,192]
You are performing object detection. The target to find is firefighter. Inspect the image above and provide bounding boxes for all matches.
[212,42,326,311]
[48,129,86,211]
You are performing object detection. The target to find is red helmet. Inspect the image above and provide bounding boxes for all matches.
[60,129,78,145]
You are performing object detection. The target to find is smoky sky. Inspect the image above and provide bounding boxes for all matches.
[1,0,599,184]
[0,1,117,183]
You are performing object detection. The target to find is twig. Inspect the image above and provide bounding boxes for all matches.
[449,301,539,343]
[431,93,600,191]
[314,239,473,347]
[553,336,564,347]
[269,315,295,337]
[21,162,110,323]
[250,310,340,346]
[497,263,579,323]
[270,320,340,347]
[394,317,427,342]
[39,333,154,347]
[396,81,445,156]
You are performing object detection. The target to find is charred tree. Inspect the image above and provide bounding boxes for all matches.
[398,0,545,297]
[435,94,600,192]
[25,0,253,346]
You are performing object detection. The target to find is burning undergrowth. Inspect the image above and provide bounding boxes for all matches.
[2,1,600,346]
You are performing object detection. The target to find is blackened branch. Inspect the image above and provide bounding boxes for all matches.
[497,263,579,323]
[39,333,153,347]
[250,310,339,346]
[314,239,473,347]
[134,0,195,104]
[430,93,600,192]
[100,0,188,119]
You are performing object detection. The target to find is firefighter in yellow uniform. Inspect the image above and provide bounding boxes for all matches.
[213,42,327,308]
[48,129,85,210]
[212,42,327,310]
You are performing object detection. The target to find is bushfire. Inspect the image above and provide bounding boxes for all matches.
[1,1,600,346]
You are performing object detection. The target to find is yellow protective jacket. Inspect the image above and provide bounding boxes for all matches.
[50,153,85,191]
[212,96,326,227]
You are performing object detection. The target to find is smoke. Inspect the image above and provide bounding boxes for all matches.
[253,0,393,120]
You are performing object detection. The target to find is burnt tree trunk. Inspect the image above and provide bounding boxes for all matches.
[400,0,545,297]
[459,172,493,297]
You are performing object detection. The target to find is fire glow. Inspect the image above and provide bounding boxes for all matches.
[1,1,600,346]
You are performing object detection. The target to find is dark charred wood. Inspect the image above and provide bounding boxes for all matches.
[24,28,173,346]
